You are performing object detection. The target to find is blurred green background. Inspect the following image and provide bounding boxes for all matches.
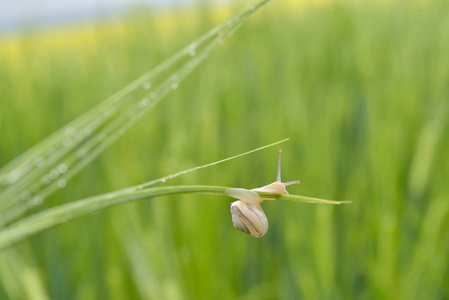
[1,0,449,299]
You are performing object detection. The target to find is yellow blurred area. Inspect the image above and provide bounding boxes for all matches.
[0,0,336,66]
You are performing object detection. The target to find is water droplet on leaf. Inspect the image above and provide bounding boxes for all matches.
[57,179,67,188]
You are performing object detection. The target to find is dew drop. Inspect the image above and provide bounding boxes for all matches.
[6,171,21,184]
[171,74,179,82]
[40,175,51,185]
[161,178,166,183]
[57,179,67,189]
[32,196,43,205]
[143,81,152,90]
[138,98,150,108]
[57,163,68,173]
[189,48,196,57]
[171,83,178,90]
[64,127,75,135]
[49,169,59,180]
[150,93,158,100]
[77,148,88,158]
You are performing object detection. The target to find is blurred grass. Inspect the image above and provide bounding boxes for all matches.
[1,0,449,299]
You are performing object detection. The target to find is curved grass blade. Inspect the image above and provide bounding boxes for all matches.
[0,185,346,251]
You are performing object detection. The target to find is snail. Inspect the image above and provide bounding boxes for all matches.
[225,148,300,237]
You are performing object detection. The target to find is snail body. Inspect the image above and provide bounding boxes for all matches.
[226,149,300,237]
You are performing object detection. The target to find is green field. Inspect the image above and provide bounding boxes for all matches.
[1,0,448,299]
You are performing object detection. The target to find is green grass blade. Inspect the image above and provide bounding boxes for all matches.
[0,184,346,251]
[133,138,290,189]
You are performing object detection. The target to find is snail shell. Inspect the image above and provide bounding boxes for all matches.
[226,188,268,237]
[230,200,268,237]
